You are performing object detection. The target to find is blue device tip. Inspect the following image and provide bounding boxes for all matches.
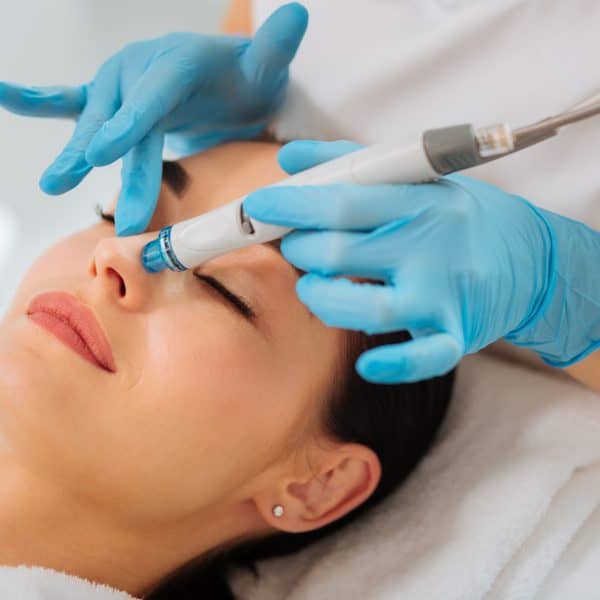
[141,238,168,273]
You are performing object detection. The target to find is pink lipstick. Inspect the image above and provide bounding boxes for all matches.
[26,291,116,373]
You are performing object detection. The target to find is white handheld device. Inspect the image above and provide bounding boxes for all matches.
[142,97,600,273]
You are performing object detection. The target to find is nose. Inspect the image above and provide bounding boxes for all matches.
[88,233,157,311]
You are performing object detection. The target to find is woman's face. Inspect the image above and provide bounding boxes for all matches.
[0,142,345,526]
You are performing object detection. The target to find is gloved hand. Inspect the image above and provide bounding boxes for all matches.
[0,2,308,235]
[244,140,600,383]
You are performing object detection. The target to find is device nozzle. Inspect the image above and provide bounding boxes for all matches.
[141,238,168,273]
[141,226,188,273]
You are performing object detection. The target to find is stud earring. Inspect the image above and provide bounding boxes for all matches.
[272,504,284,518]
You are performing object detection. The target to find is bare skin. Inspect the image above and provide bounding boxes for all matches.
[0,141,381,596]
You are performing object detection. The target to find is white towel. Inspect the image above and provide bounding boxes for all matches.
[0,352,598,599]
[229,351,600,599]
[0,564,136,599]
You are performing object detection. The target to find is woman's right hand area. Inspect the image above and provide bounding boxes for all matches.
[0,2,308,235]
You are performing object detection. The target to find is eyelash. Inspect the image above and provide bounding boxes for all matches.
[95,206,255,321]
[194,274,256,320]
[96,205,115,223]
[96,205,256,321]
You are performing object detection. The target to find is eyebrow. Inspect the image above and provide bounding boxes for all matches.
[162,160,190,198]
[160,165,299,276]
[158,163,310,312]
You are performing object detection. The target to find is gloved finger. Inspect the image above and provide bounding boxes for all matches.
[114,127,165,236]
[241,2,309,80]
[0,82,85,118]
[282,228,421,277]
[165,120,267,156]
[295,273,431,334]
[40,63,120,195]
[356,333,462,384]
[86,59,193,167]
[245,182,432,230]
[278,140,362,174]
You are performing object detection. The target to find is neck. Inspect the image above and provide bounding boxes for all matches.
[0,455,267,597]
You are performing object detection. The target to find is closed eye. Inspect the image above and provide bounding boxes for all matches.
[96,206,115,224]
[97,206,256,321]
[194,274,256,321]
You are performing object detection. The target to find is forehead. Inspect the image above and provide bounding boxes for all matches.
[149,142,297,275]
[172,142,286,219]
[106,142,286,226]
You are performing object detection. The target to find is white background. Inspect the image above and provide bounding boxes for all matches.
[0,0,226,314]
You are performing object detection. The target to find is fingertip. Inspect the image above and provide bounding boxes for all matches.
[282,2,309,33]
[39,168,72,195]
[114,203,149,237]
[277,140,319,173]
[357,333,463,384]
[0,83,86,118]
[356,355,406,385]
[114,128,164,237]
[279,229,306,262]
[241,189,267,217]
[40,151,93,194]
[356,341,420,383]
[114,183,156,237]
[244,187,294,221]
[115,185,153,234]
[270,2,309,47]
[247,2,309,74]
[295,271,321,298]
[39,173,63,195]
[278,139,363,173]
[115,220,143,237]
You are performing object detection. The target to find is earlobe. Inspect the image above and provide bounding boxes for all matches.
[254,443,381,534]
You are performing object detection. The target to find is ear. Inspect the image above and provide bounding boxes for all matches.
[254,442,381,533]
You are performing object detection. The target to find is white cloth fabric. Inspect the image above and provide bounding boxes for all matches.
[1,358,598,599]
[229,351,600,599]
[5,6,598,596]
[237,8,600,594]
[252,0,600,230]
[0,565,136,600]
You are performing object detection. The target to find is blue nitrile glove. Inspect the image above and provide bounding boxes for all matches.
[0,3,308,236]
[244,140,600,384]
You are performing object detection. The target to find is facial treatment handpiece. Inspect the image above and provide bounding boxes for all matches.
[142,98,600,273]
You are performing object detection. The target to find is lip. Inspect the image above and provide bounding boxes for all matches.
[26,291,117,373]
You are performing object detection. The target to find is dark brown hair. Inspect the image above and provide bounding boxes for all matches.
[147,329,454,598]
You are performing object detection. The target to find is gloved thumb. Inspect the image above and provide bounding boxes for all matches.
[242,2,309,80]
[277,139,363,174]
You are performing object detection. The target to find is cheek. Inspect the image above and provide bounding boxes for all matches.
[117,308,285,506]
[5,232,95,319]
[148,313,277,450]
[122,302,339,518]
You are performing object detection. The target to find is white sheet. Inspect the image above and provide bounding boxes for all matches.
[0,564,135,599]
[0,352,598,599]
[229,351,600,599]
